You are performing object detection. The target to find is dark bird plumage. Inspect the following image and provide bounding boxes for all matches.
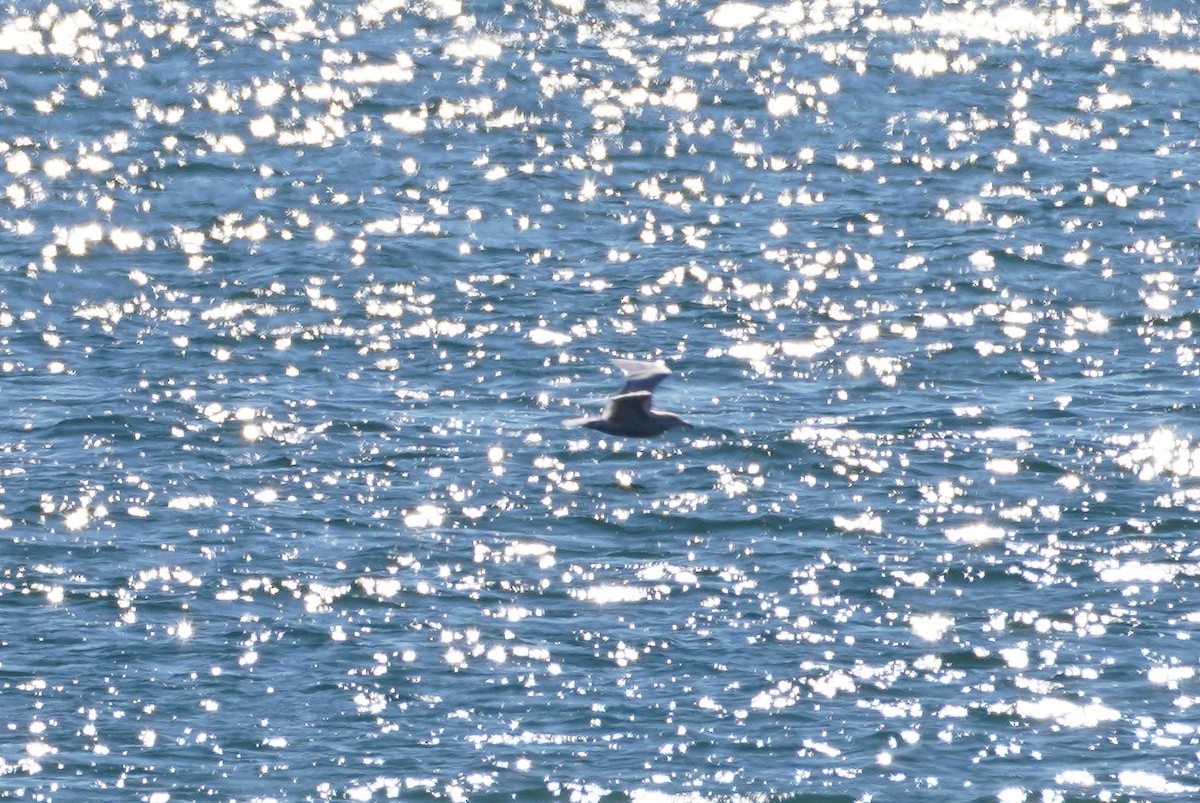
[565,359,693,437]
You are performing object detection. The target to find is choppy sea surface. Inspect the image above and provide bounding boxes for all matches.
[6,0,1200,800]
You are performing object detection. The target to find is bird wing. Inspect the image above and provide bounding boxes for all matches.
[605,390,653,423]
[611,359,671,395]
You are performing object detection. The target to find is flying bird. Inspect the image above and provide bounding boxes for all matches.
[565,358,693,437]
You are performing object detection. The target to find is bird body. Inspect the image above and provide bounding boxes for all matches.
[565,359,692,437]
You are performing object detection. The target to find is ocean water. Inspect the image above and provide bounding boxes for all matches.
[3,0,1200,800]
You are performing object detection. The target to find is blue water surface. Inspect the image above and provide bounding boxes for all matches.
[3,0,1200,800]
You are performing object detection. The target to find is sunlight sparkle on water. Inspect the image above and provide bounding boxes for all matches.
[2,0,1200,798]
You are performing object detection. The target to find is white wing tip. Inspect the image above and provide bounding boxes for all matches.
[611,357,670,374]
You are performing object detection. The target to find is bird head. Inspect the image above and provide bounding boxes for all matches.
[662,414,693,431]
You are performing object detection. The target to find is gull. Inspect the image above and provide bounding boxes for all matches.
[565,358,693,437]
